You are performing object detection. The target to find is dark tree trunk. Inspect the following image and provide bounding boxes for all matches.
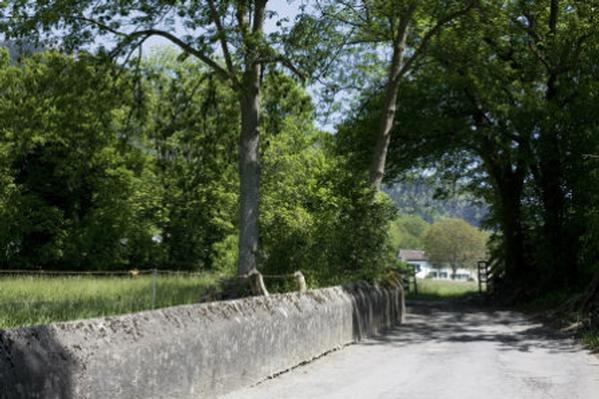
[535,2,574,287]
[481,148,528,291]
[535,0,577,288]
[237,74,261,275]
[498,171,527,285]
[537,133,572,287]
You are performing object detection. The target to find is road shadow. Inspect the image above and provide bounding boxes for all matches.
[361,299,583,355]
[0,325,77,399]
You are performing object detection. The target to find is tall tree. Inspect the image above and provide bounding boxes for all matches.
[424,218,488,277]
[337,0,599,297]
[509,0,599,286]
[1,1,307,275]
[317,0,476,189]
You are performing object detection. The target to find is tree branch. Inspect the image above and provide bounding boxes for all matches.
[207,0,236,78]
[398,1,477,78]
[261,53,307,81]
[75,16,233,83]
[512,16,552,71]
[549,0,559,36]
[252,0,267,34]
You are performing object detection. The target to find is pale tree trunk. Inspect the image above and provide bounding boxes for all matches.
[369,12,412,189]
[368,1,473,189]
[237,0,266,275]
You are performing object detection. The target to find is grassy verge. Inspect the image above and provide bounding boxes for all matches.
[507,289,599,353]
[406,278,480,300]
[582,331,599,351]
[0,273,222,329]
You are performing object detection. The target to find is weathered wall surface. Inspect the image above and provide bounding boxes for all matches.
[0,283,404,399]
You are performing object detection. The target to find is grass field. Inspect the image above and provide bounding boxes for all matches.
[582,331,599,351]
[0,273,221,329]
[0,274,481,330]
[407,278,480,300]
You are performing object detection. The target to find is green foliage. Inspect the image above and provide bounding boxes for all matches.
[259,74,397,288]
[0,47,396,289]
[582,331,599,351]
[0,50,160,269]
[335,0,599,300]
[142,49,239,269]
[424,218,488,271]
[407,279,479,300]
[388,214,429,250]
[0,0,345,278]
[6,0,597,310]
[393,260,411,272]
[313,0,475,121]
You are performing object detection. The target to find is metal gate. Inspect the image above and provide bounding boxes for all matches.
[477,260,490,294]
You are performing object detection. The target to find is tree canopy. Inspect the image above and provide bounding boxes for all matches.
[0,46,395,288]
[424,218,488,274]
[1,0,599,303]
[336,0,599,299]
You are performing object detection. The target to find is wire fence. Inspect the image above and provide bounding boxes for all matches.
[0,268,207,277]
[0,268,311,329]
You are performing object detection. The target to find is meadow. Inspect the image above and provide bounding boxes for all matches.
[0,273,221,329]
[407,278,480,300]
[0,273,482,329]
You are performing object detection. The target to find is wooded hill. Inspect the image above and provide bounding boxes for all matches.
[385,182,487,226]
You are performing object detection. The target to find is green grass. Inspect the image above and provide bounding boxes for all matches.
[582,331,599,352]
[0,274,482,329]
[407,278,480,300]
[0,273,221,329]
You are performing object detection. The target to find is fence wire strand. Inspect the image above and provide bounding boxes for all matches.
[0,269,206,277]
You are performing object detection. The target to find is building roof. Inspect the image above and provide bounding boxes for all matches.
[398,249,428,261]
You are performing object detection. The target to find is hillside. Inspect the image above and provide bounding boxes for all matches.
[384,182,487,227]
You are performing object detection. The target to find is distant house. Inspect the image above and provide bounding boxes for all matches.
[397,249,477,281]
[397,249,431,277]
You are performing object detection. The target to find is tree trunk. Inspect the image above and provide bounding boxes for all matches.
[535,11,572,287]
[237,77,261,275]
[536,0,576,289]
[537,137,571,287]
[236,0,265,276]
[481,151,528,291]
[450,263,458,280]
[369,14,411,189]
[498,173,527,285]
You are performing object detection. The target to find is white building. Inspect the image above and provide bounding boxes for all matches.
[397,249,477,281]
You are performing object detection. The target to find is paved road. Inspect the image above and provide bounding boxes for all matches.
[221,301,599,399]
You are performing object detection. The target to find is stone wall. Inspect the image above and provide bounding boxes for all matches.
[0,283,404,399]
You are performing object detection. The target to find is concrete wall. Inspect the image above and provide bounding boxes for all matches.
[0,283,404,399]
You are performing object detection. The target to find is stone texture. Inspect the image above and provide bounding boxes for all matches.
[0,283,404,399]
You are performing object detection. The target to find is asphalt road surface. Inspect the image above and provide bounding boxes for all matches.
[221,300,599,399]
